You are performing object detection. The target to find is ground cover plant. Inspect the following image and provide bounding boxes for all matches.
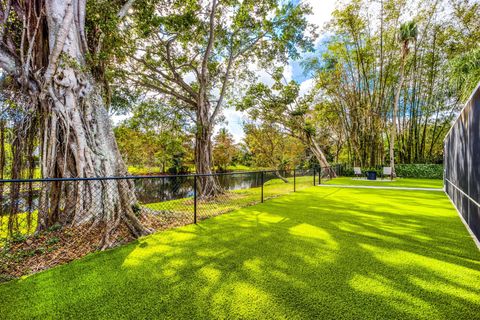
[1,186,479,319]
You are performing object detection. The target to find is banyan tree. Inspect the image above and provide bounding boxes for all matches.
[0,0,150,248]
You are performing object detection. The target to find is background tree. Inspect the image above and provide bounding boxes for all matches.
[244,122,305,181]
[212,128,237,172]
[122,0,316,196]
[447,0,480,101]
[307,0,475,167]
[237,68,332,170]
[114,100,193,173]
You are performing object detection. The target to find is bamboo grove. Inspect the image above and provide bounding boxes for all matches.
[309,0,479,167]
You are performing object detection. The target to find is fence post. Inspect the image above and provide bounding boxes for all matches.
[193,175,197,224]
[313,167,316,186]
[293,169,296,192]
[261,171,264,203]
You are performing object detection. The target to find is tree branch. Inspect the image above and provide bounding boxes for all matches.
[164,39,198,99]
[210,49,234,122]
[200,0,217,87]
[118,0,135,19]
[131,55,198,100]
[233,31,266,59]
[0,0,11,42]
[127,74,197,107]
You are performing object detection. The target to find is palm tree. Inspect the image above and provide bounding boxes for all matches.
[390,21,418,179]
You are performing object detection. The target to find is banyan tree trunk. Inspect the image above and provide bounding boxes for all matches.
[31,0,150,248]
[195,104,223,197]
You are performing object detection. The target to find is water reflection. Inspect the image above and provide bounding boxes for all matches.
[134,172,265,203]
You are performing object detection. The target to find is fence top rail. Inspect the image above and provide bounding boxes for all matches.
[0,167,329,184]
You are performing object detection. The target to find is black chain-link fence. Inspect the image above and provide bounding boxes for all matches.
[444,83,480,243]
[0,167,334,246]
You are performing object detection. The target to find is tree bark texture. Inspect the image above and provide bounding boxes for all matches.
[195,103,223,197]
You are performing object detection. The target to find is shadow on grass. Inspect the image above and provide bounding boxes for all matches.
[1,187,479,319]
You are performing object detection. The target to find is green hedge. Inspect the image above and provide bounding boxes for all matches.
[335,163,443,179]
[394,164,443,179]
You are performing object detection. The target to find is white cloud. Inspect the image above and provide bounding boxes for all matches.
[304,0,336,27]
[184,71,197,84]
[256,69,275,86]
[218,108,246,143]
[303,0,336,43]
[283,64,293,82]
[111,113,132,125]
[299,78,315,97]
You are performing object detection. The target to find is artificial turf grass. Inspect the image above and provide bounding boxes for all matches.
[1,187,479,319]
[323,177,444,189]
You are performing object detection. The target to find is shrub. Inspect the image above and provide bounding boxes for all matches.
[46,237,60,246]
[395,164,443,179]
[48,223,62,232]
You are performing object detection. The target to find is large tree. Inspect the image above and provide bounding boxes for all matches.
[123,0,315,196]
[237,68,332,169]
[0,0,149,247]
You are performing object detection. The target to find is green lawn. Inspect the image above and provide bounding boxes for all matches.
[323,177,444,189]
[1,186,479,319]
[144,175,313,221]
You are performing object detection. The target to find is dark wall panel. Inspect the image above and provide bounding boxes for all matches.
[444,84,480,243]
